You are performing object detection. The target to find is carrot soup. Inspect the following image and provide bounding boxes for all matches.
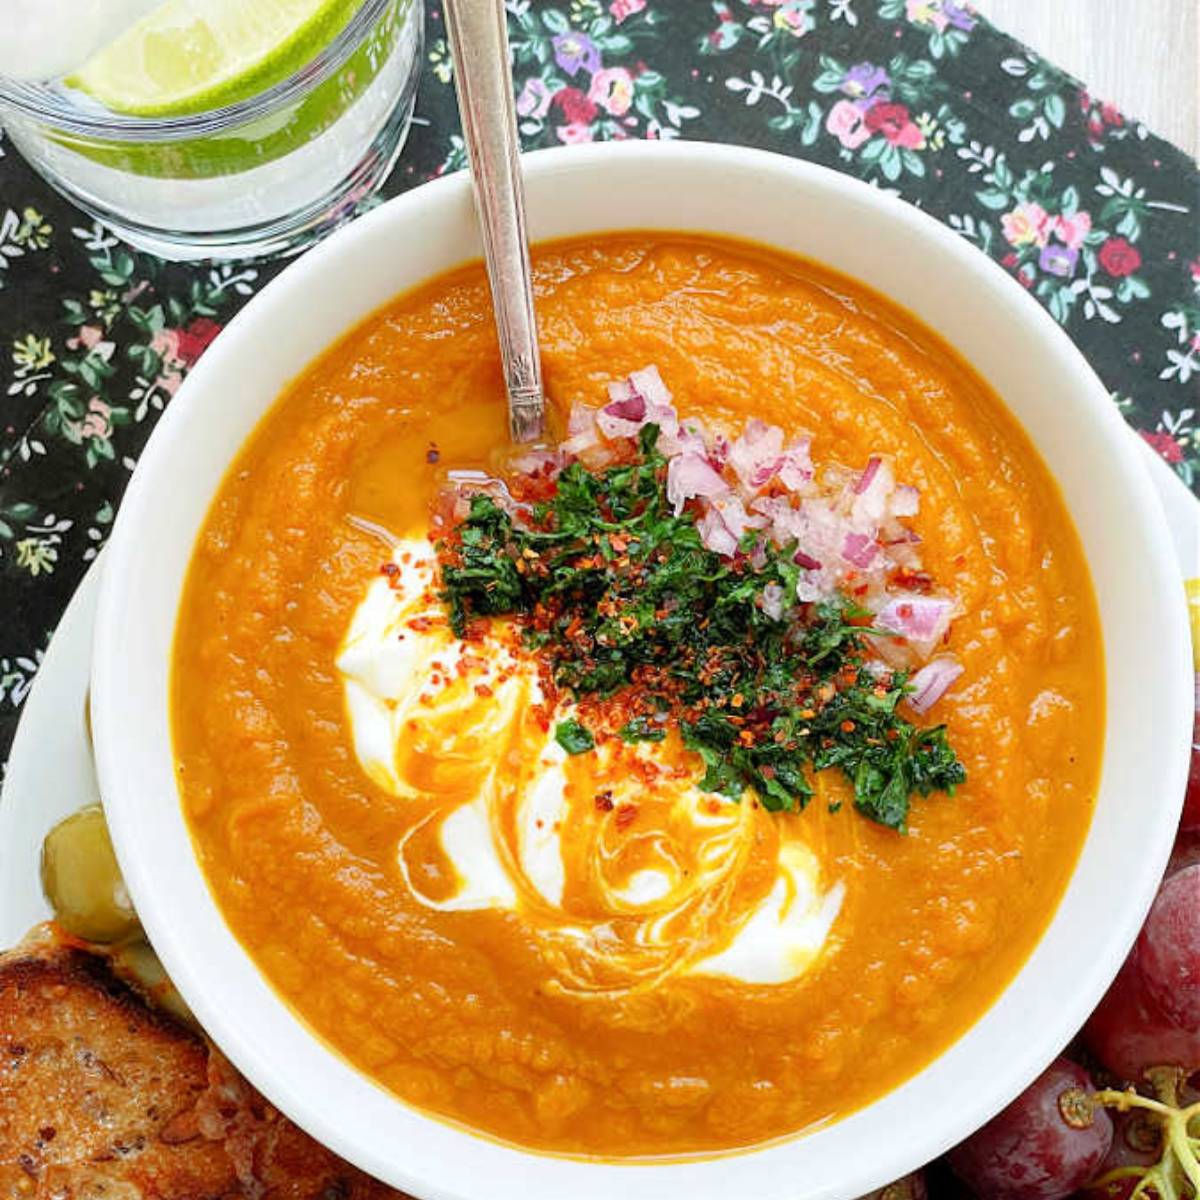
[172,233,1103,1157]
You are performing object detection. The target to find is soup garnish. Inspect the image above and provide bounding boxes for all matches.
[435,366,966,832]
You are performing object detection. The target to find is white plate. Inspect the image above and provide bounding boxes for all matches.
[2,440,1194,947]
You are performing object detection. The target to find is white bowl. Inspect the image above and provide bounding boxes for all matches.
[92,142,1193,1200]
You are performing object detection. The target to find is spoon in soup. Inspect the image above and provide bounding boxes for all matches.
[443,0,546,444]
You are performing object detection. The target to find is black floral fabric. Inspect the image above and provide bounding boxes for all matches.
[1,0,1197,768]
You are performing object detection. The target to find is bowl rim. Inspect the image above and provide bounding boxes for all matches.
[91,139,1194,1200]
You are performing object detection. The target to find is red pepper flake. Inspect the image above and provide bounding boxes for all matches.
[615,803,638,830]
[474,684,493,698]
[381,561,400,578]
[594,790,614,813]
[407,615,441,633]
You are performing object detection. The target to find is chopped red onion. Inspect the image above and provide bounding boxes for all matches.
[696,495,765,557]
[875,594,955,656]
[697,505,739,556]
[777,437,814,490]
[854,456,882,495]
[841,531,879,569]
[907,656,964,715]
[603,391,647,423]
[850,456,897,526]
[628,364,672,409]
[762,582,786,621]
[729,418,785,491]
[567,400,596,437]
[795,573,831,604]
[793,549,822,570]
[710,494,767,540]
[598,365,678,439]
[658,420,708,458]
[509,447,562,478]
[891,484,920,517]
[667,451,729,515]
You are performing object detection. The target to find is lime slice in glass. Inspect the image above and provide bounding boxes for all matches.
[68,0,362,117]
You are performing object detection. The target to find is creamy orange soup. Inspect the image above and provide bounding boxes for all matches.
[173,234,1103,1157]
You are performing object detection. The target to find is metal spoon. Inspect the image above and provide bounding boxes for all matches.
[443,0,545,444]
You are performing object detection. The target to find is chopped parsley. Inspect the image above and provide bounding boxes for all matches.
[437,426,965,832]
[555,718,596,755]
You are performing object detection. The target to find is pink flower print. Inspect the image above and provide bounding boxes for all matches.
[1098,236,1141,277]
[175,317,221,367]
[1053,210,1092,250]
[826,99,871,150]
[77,324,102,350]
[556,121,595,145]
[79,397,112,441]
[772,0,812,36]
[608,0,645,22]
[1000,202,1051,249]
[588,67,634,117]
[159,371,183,396]
[863,101,926,149]
[906,0,948,32]
[516,77,553,120]
[553,86,597,125]
[151,328,183,366]
[1141,430,1184,465]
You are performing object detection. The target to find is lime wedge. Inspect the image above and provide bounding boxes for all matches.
[68,0,362,117]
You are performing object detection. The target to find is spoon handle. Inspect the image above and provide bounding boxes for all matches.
[443,0,545,444]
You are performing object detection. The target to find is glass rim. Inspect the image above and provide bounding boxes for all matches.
[0,0,396,141]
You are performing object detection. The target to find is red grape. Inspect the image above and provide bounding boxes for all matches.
[1136,864,1200,1029]
[1168,830,1200,877]
[1084,955,1200,1081]
[1183,676,1200,833]
[857,1171,927,1200]
[946,1058,1112,1199]
[1086,859,1200,1082]
[1076,1105,1163,1199]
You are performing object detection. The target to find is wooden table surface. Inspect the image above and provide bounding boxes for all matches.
[976,0,1198,158]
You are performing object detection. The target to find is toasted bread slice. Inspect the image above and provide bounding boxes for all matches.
[0,933,406,1199]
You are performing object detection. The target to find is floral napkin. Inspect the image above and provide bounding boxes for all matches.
[0,0,1197,765]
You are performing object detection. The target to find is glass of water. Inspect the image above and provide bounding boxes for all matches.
[0,0,422,261]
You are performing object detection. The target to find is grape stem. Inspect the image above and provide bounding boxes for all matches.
[1091,1081,1200,1200]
